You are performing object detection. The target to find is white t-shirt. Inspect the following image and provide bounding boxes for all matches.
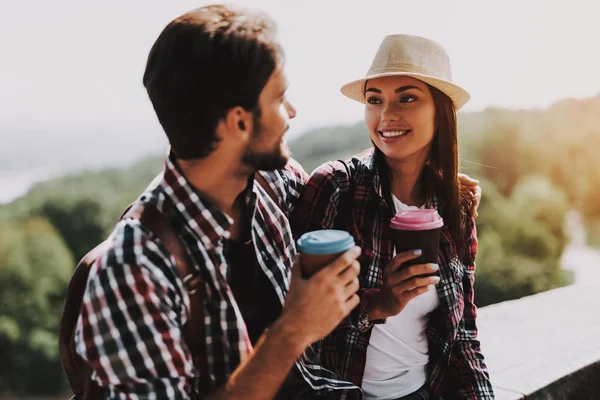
[361,196,440,400]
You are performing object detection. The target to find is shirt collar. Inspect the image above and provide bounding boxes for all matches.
[160,152,233,250]
[360,148,385,198]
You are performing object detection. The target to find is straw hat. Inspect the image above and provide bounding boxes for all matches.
[341,34,470,110]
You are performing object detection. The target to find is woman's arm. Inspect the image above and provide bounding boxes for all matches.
[445,216,495,399]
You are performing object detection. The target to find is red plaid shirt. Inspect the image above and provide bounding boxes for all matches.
[74,153,360,399]
[291,149,494,399]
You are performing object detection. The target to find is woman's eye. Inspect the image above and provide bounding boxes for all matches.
[400,96,416,103]
[367,97,382,105]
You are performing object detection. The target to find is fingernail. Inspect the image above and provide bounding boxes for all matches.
[412,249,422,256]
[430,264,439,271]
[432,276,441,283]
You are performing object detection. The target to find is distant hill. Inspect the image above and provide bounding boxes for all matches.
[3,92,600,226]
[288,121,370,173]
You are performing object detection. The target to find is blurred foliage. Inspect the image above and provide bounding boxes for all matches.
[586,218,600,249]
[0,155,162,397]
[0,155,163,230]
[3,94,600,395]
[0,217,73,396]
[40,198,108,261]
[289,122,372,173]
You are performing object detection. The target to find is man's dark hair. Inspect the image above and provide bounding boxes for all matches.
[143,5,283,159]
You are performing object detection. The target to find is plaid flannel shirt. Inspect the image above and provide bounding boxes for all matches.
[291,149,494,400]
[74,153,360,399]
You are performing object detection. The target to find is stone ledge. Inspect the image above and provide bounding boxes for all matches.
[528,360,600,399]
[477,283,600,398]
[492,386,525,400]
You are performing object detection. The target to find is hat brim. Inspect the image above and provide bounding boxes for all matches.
[340,72,471,111]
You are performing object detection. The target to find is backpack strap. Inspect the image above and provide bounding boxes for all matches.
[130,172,278,368]
[122,203,207,382]
[335,159,354,230]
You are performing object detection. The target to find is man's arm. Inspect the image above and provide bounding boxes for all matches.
[76,220,361,399]
[208,248,361,400]
[75,222,195,399]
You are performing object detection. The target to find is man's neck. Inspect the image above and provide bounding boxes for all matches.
[177,154,251,217]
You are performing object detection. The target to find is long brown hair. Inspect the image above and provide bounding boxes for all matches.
[374,84,473,257]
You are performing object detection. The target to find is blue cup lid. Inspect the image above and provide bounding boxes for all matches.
[297,230,355,255]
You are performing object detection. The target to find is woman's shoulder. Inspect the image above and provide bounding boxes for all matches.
[309,148,375,184]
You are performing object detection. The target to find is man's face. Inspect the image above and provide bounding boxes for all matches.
[242,66,296,171]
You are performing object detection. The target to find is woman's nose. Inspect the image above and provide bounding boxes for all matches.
[381,103,401,122]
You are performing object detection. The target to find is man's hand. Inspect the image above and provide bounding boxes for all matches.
[459,173,482,218]
[208,247,361,400]
[279,246,361,351]
[369,250,440,321]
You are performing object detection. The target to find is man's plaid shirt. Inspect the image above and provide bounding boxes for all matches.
[74,154,359,399]
[291,149,494,400]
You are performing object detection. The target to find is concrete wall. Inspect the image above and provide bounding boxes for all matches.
[477,284,600,399]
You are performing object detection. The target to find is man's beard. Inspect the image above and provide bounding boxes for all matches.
[242,111,289,171]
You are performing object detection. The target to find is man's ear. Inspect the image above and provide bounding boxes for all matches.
[223,106,253,141]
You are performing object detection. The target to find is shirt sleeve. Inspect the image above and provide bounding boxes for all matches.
[255,158,308,217]
[290,161,343,236]
[446,216,495,399]
[75,220,196,400]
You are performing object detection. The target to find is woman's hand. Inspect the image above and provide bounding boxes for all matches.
[369,249,440,320]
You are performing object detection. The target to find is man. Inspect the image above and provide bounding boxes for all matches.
[74,5,362,399]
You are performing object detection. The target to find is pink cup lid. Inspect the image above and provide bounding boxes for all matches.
[390,209,444,231]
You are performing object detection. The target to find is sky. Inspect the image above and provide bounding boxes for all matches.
[1,0,600,202]
[2,0,600,135]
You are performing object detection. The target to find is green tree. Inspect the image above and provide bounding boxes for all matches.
[39,197,107,261]
[0,217,73,396]
[473,177,571,306]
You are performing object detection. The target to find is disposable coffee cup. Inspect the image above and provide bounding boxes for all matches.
[296,230,355,277]
[390,209,443,268]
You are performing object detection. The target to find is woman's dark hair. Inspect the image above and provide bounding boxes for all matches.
[374,84,473,257]
[143,5,283,159]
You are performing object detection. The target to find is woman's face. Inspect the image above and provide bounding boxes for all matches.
[364,75,436,164]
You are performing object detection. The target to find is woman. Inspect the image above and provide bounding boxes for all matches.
[291,35,493,400]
